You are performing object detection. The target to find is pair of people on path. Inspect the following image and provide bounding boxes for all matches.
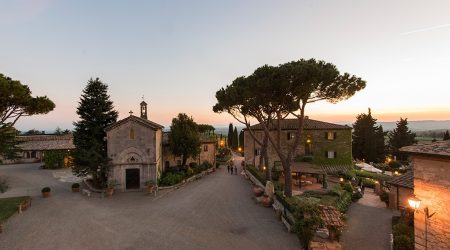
[227,163,237,175]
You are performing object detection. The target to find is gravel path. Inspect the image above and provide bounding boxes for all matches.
[0,159,298,250]
[341,189,394,250]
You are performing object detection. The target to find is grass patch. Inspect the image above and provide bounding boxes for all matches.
[0,196,31,223]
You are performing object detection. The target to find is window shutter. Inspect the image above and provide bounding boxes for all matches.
[325,151,328,158]
[325,132,328,139]
[287,133,290,140]
[334,151,337,158]
[334,132,337,140]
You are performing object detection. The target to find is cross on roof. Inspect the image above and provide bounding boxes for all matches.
[129,110,133,116]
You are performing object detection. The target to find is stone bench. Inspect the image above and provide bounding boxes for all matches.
[82,188,91,197]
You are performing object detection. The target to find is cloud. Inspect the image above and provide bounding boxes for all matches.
[400,23,450,36]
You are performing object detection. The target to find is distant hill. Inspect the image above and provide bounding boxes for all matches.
[377,120,450,131]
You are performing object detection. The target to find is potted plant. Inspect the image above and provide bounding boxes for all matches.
[106,180,116,196]
[41,187,51,198]
[71,183,80,192]
[145,180,156,195]
[253,185,264,197]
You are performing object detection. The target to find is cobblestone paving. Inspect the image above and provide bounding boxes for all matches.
[0,161,299,250]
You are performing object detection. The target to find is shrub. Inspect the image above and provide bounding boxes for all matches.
[41,187,51,193]
[71,183,80,188]
[43,150,69,169]
[343,183,354,193]
[389,160,402,169]
[380,190,389,205]
[393,220,414,250]
[246,164,267,185]
[188,162,197,168]
[352,191,363,201]
[362,178,376,188]
[159,172,185,186]
[0,177,8,193]
[293,199,323,249]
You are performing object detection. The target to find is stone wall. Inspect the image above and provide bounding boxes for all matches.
[388,186,413,210]
[106,119,161,191]
[162,142,216,169]
[244,128,352,168]
[412,156,450,250]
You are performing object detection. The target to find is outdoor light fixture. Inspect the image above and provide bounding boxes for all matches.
[263,166,266,171]
[408,194,421,210]
[306,138,311,144]
[394,170,399,175]
[339,177,344,182]
[238,147,242,152]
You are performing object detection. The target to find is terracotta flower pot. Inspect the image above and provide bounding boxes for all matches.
[42,192,50,198]
[106,188,114,196]
[261,195,273,207]
[72,187,80,193]
[253,186,264,197]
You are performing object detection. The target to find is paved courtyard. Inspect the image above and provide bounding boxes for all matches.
[0,160,299,249]
[341,189,395,250]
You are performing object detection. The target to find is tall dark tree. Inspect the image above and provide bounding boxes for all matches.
[232,127,238,150]
[388,118,417,161]
[72,78,118,187]
[214,59,366,197]
[169,113,201,167]
[443,130,450,141]
[0,125,19,161]
[227,123,233,148]
[0,73,55,159]
[239,130,244,149]
[352,109,386,163]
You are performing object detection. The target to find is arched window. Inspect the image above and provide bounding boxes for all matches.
[130,128,135,139]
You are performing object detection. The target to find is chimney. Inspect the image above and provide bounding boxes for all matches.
[305,116,309,119]
[140,101,148,120]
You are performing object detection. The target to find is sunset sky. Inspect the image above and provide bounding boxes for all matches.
[1,0,449,131]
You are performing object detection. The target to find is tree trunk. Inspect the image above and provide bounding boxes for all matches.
[282,159,292,197]
[262,135,271,181]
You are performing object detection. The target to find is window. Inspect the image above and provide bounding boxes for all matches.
[130,128,135,139]
[203,145,208,152]
[325,132,337,140]
[254,149,260,156]
[287,132,295,140]
[176,160,182,166]
[305,142,312,156]
[325,151,337,159]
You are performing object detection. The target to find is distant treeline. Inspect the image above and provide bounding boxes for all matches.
[415,129,448,139]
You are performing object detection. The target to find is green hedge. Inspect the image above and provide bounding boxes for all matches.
[392,216,414,250]
[354,169,392,182]
[43,150,69,169]
[246,164,267,185]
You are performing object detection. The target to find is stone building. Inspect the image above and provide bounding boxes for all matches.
[387,171,414,210]
[162,133,216,168]
[105,101,164,191]
[401,141,450,250]
[0,134,75,164]
[244,118,352,168]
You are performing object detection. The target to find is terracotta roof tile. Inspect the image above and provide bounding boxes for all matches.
[17,134,75,151]
[248,118,351,131]
[400,141,450,159]
[105,115,164,131]
[319,205,344,227]
[387,171,413,189]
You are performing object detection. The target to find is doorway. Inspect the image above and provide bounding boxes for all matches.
[126,168,140,189]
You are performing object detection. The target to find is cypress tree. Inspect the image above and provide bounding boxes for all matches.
[227,123,233,148]
[233,127,238,150]
[388,118,417,161]
[72,78,118,187]
[352,108,386,163]
[239,130,244,149]
[443,130,450,141]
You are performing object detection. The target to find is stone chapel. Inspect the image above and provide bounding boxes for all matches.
[105,101,164,191]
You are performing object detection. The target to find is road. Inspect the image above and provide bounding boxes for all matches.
[0,157,299,250]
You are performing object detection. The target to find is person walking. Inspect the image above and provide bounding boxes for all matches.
[230,164,234,174]
[234,165,237,175]
[227,164,230,173]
